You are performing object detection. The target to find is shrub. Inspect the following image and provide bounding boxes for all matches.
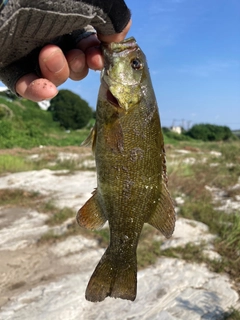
[48,89,93,130]
[185,124,235,141]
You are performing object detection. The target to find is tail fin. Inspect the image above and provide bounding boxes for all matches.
[85,248,137,302]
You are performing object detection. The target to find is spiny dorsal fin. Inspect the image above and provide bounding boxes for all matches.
[147,182,176,239]
[76,189,107,230]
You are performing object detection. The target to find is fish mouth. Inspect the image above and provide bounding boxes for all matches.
[102,37,138,58]
[106,89,121,108]
[102,77,122,108]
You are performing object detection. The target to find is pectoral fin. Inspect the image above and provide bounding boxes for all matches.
[77,190,107,230]
[81,124,97,153]
[147,183,176,239]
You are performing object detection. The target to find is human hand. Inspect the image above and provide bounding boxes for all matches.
[16,20,131,102]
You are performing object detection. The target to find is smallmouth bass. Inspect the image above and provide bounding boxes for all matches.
[77,37,176,302]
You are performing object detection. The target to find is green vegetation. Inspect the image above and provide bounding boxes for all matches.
[184,123,236,141]
[223,308,240,320]
[163,124,238,143]
[0,188,42,207]
[0,147,95,174]
[46,206,75,226]
[166,141,240,291]
[0,93,91,149]
[0,90,238,149]
[161,242,207,263]
[0,154,34,173]
[48,89,93,130]
[94,229,110,247]
[162,127,193,143]
[137,225,161,268]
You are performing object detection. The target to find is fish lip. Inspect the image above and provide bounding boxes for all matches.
[101,37,138,58]
[106,89,120,108]
[102,78,121,108]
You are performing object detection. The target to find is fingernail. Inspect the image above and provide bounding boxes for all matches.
[44,50,65,73]
[69,54,85,73]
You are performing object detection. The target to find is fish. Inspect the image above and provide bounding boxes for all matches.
[77,37,176,302]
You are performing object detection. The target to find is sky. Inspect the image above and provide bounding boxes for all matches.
[1,0,240,130]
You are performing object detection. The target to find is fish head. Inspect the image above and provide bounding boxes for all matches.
[101,37,148,112]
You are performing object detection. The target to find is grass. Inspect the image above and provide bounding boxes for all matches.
[213,213,240,283]
[94,228,110,247]
[161,242,207,263]
[137,239,161,269]
[165,141,240,294]
[0,154,35,174]
[137,225,161,269]
[0,146,95,175]
[46,206,75,226]
[0,96,91,149]
[0,188,43,207]
[223,308,240,320]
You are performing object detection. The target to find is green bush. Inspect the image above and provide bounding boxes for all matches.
[185,124,235,141]
[48,89,93,130]
[0,120,13,139]
[164,130,192,141]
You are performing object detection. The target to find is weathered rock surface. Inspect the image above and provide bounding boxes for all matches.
[0,169,239,319]
[0,256,238,320]
[0,169,97,210]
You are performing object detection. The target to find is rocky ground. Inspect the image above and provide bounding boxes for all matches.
[0,150,239,319]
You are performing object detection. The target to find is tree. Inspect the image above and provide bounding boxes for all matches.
[185,124,234,141]
[48,89,93,130]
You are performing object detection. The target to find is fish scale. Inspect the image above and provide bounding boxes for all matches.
[77,37,176,302]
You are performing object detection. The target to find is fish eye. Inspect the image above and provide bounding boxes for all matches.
[131,58,143,70]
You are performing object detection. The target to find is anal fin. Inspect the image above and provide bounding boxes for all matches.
[147,183,176,239]
[77,190,107,230]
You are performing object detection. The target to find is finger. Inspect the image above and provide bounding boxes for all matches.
[38,44,70,87]
[85,46,103,71]
[16,73,58,102]
[77,34,100,52]
[98,19,132,43]
[65,49,89,81]
[77,34,103,71]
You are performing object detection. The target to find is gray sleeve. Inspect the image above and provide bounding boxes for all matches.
[0,0,131,93]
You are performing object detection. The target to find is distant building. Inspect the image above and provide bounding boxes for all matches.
[171,126,182,134]
[38,100,50,110]
[1,86,51,110]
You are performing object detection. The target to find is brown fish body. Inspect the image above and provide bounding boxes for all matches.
[77,37,175,302]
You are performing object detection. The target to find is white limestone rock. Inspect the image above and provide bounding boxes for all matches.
[0,258,238,320]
